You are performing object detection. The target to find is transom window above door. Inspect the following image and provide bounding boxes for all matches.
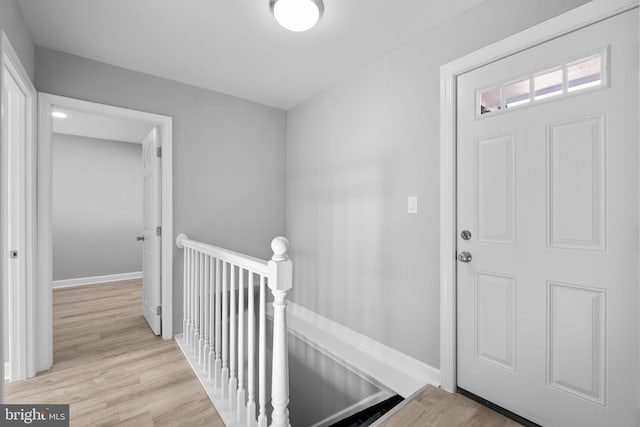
[477,48,607,117]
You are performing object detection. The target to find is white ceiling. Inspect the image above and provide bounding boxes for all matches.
[52,108,154,144]
[18,0,486,109]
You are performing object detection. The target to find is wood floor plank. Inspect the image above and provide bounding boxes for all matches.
[377,386,523,427]
[5,279,222,427]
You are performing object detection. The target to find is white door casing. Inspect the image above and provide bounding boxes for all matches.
[36,94,173,374]
[0,32,36,386]
[456,10,637,427]
[2,57,26,382]
[142,127,162,335]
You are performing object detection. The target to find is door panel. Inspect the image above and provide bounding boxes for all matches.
[547,281,605,406]
[475,132,516,244]
[475,271,516,371]
[141,127,161,335]
[547,115,605,250]
[456,10,638,427]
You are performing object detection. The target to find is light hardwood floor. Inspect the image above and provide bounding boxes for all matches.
[377,386,523,427]
[5,279,223,427]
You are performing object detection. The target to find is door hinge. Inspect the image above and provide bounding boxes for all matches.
[156,305,162,316]
[156,226,162,237]
[156,147,162,158]
[9,250,18,259]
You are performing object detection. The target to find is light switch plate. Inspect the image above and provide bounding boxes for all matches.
[407,196,418,214]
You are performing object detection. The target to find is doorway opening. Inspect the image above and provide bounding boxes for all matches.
[35,94,173,374]
[50,107,158,332]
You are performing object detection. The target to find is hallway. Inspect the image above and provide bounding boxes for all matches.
[5,280,222,426]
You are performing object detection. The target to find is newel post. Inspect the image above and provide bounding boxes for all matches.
[268,237,292,427]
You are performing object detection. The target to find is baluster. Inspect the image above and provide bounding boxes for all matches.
[182,244,188,345]
[269,237,292,427]
[229,264,238,409]
[186,247,192,348]
[202,255,210,368]
[208,257,216,380]
[199,252,206,363]
[189,249,197,353]
[247,272,256,426]
[189,247,195,349]
[222,262,230,398]
[257,275,267,427]
[215,258,222,387]
[237,268,246,423]
[193,251,200,356]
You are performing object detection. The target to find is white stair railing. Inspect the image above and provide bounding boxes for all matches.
[176,234,292,427]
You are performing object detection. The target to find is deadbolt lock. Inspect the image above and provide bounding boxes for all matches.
[460,230,472,240]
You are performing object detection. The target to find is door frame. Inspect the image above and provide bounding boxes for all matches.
[439,0,640,393]
[36,94,174,373]
[0,31,37,387]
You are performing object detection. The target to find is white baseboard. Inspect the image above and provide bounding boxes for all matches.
[52,271,143,289]
[273,302,441,398]
[310,390,394,427]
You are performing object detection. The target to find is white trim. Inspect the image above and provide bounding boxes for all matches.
[52,272,143,289]
[1,31,37,391]
[177,235,269,275]
[439,0,639,393]
[275,302,440,398]
[310,390,394,427]
[37,94,174,373]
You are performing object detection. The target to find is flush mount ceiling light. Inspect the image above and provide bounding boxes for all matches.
[270,0,324,32]
[51,111,67,119]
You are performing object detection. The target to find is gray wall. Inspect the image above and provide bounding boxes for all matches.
[285,0,590,368]
[52,133,142,281]
[36,48,287,330]
[0,0,35,80]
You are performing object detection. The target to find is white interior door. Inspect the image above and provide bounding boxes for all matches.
[1,57,27,382]
[142,127,161,335]
[457,10,638,427]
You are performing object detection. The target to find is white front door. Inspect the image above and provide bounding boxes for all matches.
[142,127,161,335]
[457,10,638,427]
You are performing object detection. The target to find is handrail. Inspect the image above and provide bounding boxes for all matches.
[175,233,292,427]
[176,234,269,276]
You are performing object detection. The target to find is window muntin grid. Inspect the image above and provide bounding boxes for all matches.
[477,49,607,118]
